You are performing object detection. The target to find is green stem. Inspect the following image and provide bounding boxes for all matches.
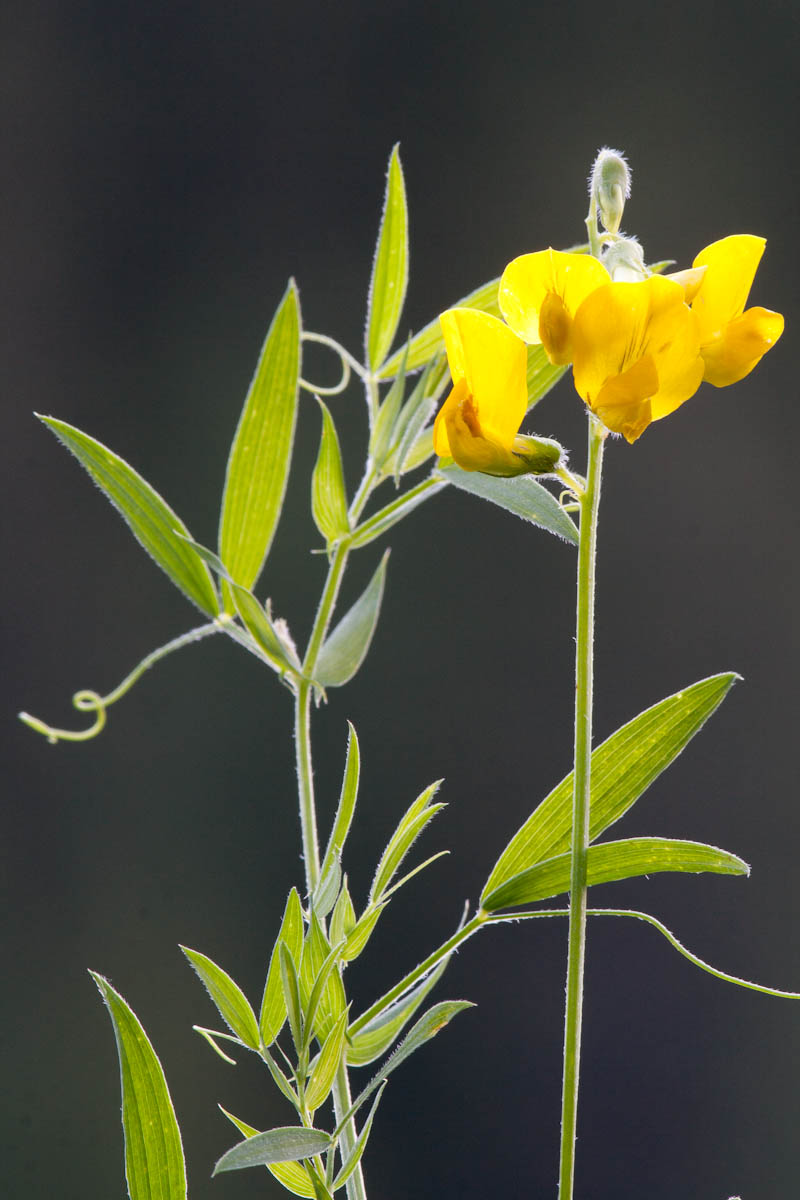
[558,415,605,1200]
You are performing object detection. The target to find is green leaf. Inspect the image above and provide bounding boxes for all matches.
[218,281,301,591]
[311,853,342,920]
[213,1127,331,1175]
[350,478,447,549]
[320,723,360,882]
[438,465,578,545]
[231,583,299,675]
[300,915,347,1042]
[39,417,219,616]
[280,942,304,1054]
[305,1010,349,1111]
[261,888,305,1046]
[370,782,444,903]
[329,880,357,948]
[341,903,385,963]
[366,145,409,371]
[181,946,260,1050]
[91,972,187,1200]
[315,553,389,687]
[481,672,738,905]
[220,1110,317,1199]
[346,958,449,1067]
[331,1084,386,1192]
[482,837,749,911]
[370,342,408,467]
[352,1001,474,1116]
[311,399,350,544]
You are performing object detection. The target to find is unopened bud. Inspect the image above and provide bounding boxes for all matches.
[511,434,565,476]
[590,148,631,235]
[603,238,646,282]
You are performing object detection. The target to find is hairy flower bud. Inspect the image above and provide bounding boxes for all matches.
[510,434,565,476]
[603,238,646,282]
[590,148,631,235]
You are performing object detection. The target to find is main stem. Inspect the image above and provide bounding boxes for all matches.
[557,415,605,1200]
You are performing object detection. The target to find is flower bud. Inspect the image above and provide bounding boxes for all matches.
[603,238,646,282]
[511,434,565,476]
[590,147,631,235]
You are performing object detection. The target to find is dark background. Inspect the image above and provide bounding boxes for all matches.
[4,2,799,1198]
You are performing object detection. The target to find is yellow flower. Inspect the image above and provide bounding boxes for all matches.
[690,235,783,386]
[433,308,560,475]
[498,248,611,365]
[571,275,705,444]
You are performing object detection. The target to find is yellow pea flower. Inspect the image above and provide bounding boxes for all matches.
[571,275,705,444]
[498,248,611,365]
[433,307,562,476]
[690,235,784,386]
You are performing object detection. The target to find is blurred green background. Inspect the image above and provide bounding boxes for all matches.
[4,2,799,1197]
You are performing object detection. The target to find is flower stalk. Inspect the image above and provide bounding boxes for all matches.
[558,413,605,1200]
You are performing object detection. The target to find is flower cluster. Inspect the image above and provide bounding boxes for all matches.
[434,236,783,467]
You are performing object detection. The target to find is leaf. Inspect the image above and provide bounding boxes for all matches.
[311,399,350,544]
[438,465,578,545]
[481,673,738,905]
[482,837,749,911]
[331,1084,386,1192]
[314,553,389,687]
[320,723,360,882]
[350,478,447,549]
[370,342,408,467]
[352,1001,474,1116]
[305,1010,349,1111]
[389,355,445,483]
[181,946,260,1050]
[346,958,449,1067]
[310,853,342,920]
[213,1127,331,1175]
[231,583,299,675]
[299,915,347,1043]
[261,888,305,1046]
[220,1109,317,1199]
[366,145,409,371]
[218,281,301,591]
[370,782,444,903]
[341,903,385,963]
[39,417,219,616]
[329,880,357,948]
[91,972,187,1200]
[280,943,304,1053]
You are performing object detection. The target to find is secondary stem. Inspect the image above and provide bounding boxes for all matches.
[558,415,605,1200]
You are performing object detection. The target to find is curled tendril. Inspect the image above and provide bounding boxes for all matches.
[300,332,366,395]
[19,621,221,745]
[19,689,107,744]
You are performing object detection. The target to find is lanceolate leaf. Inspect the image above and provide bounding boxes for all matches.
[482,673,738,905]
[438,464,578,545]
[346,958,450,1067]
[320,722,360,882]
[482,837,748,911]
[314,553,389,687]
[220,1110,317,1200]
[91,973,187,1200]
[219,281,301,591]
[39,417,219,616]
[260,888,304,1046]
[213,1127,331,1175]
[366,145,409,372]
[181,946,260,1050]
[311,399,350,544]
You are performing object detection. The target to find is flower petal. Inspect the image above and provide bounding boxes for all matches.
[439,307,528,447]
[691,235,765,342]
[700,306,784,387]
[498,249,610,361]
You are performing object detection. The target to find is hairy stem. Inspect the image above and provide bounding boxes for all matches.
[558,415,605,1200]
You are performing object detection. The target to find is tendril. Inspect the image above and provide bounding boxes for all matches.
[19,621,222,744]
[484,906,800,1000]
[300,332,366,394]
